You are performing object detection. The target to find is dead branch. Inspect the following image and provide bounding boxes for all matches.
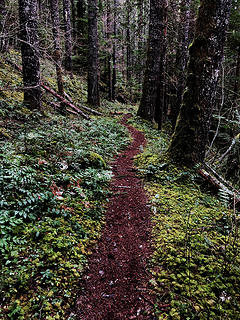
[199,163,240,205]
[0,85,40,91]
[64,92,73,103]
[77,103,102,115]
[4,58,93,119]
[41,82,89,119]
[218,136,238,162]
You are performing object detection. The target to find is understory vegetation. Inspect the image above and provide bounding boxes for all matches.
[0,54,129,319]
[132,117,240,320]
[1,50,240,320]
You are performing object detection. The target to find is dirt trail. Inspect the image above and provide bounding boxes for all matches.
[76,114,156,319]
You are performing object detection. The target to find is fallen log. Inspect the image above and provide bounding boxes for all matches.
[41,82,89,119]
[199,163,240,206]
[77,103,102,116]
[48,101,79,116]
[5,58,92,119]
[64,92,73,103]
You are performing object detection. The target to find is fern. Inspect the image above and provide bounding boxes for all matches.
[218,188,230,207]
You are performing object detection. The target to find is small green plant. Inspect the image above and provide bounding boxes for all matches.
[0,108,129,319]
[134,116,240,320]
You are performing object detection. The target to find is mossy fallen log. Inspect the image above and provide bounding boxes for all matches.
[199,163,240,207]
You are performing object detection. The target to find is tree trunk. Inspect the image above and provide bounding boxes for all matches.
[106,0,112,100]
[126,0,131,85]
[112,0,117,100]
[0,0,8,52]
[77,0,86,43]
[154,0,168,130]
[170,0,191,130]
[50,0,64,98]
[233,45,240,105]
[63,0,73,73]
[168,0,232,166]
[137,0,168,122]
[87,0,100,107]
[71,0,77,41]
[18,0,42,109]
[137,0,144,81]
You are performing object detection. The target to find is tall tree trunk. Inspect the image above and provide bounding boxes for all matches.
[87,0,100,107]
[233,45,240,105]
[112,0,117,100]
[0,0,8,52]
[50,0,64,98]
[168,0,232,166]
[137,0,168,122]
[71,0,77,41]
[18,0,42,109]
[126,0,131,85]
[77,0,86,42]
[137,0,143,81]
[154,0,168,130]
[106,0,112,100]
[63,0,73,73]
[170,0,191,130]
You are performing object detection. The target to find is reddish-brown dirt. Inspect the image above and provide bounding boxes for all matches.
[75,114,156,319]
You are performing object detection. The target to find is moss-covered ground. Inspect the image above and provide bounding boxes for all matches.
[0,52,130,319]
[1,50,240,320]
[130,117,240,320]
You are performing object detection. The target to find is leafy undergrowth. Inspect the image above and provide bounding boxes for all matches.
[0,52,130,319]
[132,117,240,320]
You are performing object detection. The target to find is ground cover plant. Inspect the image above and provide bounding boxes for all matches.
[132,117,240,320]
[0,55,130,319]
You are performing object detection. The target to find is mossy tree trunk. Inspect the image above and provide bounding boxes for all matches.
[137,0,168,122]
[87,0,100,107]
[154,0,168,130]
[168,0,232,166]
[170,0,191,130]
[18,0,42,109]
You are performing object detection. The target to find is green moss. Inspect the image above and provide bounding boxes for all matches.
[0,51,130,319]
[86,151,106,169]
[133,117,240,320]
[0,127,11,139]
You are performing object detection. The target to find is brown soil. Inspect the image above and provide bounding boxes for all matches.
[75,114,156,319]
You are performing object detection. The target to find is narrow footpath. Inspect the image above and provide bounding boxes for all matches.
[76,114,156,319]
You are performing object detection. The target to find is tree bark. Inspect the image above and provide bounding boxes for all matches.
[63,0,73,73]
[106,0,112,101]
[0,0,8,52]
[112,0,117,100]
[168,0,232,166]
[170,0,191,130]
[18,0,42,109]
[137,0,168,122]
[154,0,168,130]
[87,0,100,107]
[233,45,240,104]
[126,0,131,85]
[77,0,86,44]
[50,0,64,100]
[71,0,76,41]
[137,0,144,81]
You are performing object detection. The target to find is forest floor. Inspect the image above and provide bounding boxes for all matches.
[2,53,240,320]
[75,114,157,319]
